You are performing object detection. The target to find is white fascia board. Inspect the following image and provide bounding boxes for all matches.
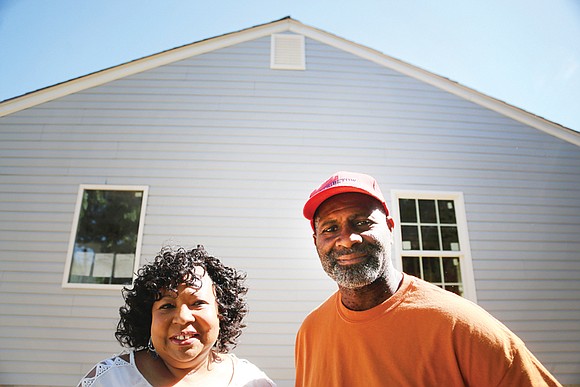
[290,21,580,147]
[0,19,294,118]
[3,17,577,147]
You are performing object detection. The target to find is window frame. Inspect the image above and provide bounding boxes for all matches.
[390,190,477,302]
[62,184,149,290]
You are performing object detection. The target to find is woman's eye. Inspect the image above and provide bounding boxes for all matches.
[159,303,174,310]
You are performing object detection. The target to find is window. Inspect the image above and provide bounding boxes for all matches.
[391,191,476,301]
[62,185,148,289]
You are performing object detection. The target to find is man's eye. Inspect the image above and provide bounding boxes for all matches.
[356,220,372,227]
[159,303,174,310]
[322,225,337,233]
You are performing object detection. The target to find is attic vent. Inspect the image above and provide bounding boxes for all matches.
[271,34,305,70]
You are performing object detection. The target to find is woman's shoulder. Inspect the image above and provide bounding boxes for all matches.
[227,354,276,387]
[77,351,150,387]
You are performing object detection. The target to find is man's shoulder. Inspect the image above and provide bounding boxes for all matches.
[406,276,510,333]
[407,275,475,308]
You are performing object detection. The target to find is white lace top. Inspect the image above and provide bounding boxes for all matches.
[79,351,275,387]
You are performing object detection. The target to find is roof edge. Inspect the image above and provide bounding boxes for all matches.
[1,17,578,146]
[287,21,580,147]
[0,17,295,117]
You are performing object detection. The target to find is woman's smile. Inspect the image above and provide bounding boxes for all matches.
[170,331,201,345]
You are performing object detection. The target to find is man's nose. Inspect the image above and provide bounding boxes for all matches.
[336,226,363,249]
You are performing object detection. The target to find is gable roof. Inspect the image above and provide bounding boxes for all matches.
[1,17,578,146]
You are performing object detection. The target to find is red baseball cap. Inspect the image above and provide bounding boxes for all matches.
[303,171,394,230]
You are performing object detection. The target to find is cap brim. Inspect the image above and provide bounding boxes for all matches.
[303,186,382,220]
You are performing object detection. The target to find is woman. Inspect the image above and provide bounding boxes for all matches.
[78,245,275,386]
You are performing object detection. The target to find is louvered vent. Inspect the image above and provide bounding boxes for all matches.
[271,34,305,70]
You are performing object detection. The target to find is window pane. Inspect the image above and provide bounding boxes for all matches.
[402,257,421,277]
[69,189,144,285]
[441,226,459,251]
[442,257,462,283]
[401,226,420,250]
[422,257,441,282]
[399,199,417,222]
[418,199,437,223]
[421,226,440,250]
[438,200,456,224]
[444,285,463,296]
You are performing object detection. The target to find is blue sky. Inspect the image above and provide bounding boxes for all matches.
[1,0,579,131]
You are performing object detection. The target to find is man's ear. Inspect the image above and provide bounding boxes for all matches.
[387,216,395,231]
[312,233,317,245]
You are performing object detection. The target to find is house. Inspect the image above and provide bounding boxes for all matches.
[1,17,578,386]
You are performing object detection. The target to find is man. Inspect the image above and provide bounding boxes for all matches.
[295,171,561,386]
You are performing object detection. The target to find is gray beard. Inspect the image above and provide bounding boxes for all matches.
[320,243,386,289]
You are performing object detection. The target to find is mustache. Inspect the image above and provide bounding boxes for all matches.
[327,243,380,260]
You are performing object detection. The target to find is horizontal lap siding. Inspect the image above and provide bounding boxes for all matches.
[0,35,579,385]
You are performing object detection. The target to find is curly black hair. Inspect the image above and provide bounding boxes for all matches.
[115,245,248,353]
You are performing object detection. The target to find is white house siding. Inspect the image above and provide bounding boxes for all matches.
[0,31,579,386]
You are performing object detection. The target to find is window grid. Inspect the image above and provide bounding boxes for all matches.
[415,200,424,250]
[402,256,463,296]
[434,201,443,252]
[402,199,460,252]
[400,198,463,296]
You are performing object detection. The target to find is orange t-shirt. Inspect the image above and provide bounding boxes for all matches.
[295,274,561,387]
